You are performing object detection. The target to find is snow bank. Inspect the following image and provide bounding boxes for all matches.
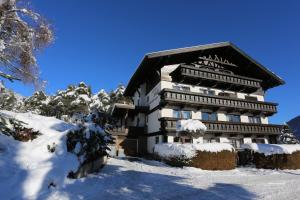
[176,119,207,133]
[241,143,300,156]
[0,110,78,199]
[154,143,234,159]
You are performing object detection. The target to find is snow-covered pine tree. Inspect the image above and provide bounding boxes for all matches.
[0,80,24,111]
[66,111,114,169]
[278,125,300,144]
[48,82,92,120]
[23,91,50,115]
[90,89,111,112]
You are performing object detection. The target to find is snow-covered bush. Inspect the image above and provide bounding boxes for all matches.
[0,113,41,141]
[241,143,300,156]
[66,111,114,165]
[176,119,207,135]
[154,143,235,167]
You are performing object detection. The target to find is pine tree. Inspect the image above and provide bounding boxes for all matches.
[48,82,92,119]
[66,111,114,165]
[23,91,50,115]
[278,125,300,144]
[0,80,24,111]
[90,89,111,112]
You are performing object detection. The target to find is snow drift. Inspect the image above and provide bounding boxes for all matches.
[0,110,78,199]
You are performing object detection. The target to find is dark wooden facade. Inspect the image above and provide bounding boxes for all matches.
[160,89,277,117]
[160,117,283,136]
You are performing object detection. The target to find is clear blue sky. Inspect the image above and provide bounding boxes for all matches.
[4,0,300,124]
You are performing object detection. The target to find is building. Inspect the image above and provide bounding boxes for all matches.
[111,42,285,156]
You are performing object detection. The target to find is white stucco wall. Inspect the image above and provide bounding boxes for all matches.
[147,110,161,133]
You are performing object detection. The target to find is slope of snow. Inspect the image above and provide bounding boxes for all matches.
[241,143,300,156]
[1,111,300,200]
[0,110,78,200]
[154,143,234,159]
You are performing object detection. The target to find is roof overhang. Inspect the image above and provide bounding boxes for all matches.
[124,42,285,96]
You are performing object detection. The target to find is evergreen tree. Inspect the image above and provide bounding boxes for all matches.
[66,111,114,165]
[23,91,50,115]
[0,81,24,111]
[48,82,92,119]
[90,89,110,112]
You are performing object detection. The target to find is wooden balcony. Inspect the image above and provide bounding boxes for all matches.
[160,89,277,116]
[110,127,129,136]
[110,126,147,137]
[160,118,283,135]
[170,64,262,93]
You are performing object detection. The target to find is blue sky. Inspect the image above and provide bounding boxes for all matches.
[3,0,300,124]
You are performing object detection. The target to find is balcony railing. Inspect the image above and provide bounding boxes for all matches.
[160,118,283,135]
[110,127,129,136]
[110,126,147,137]
[160,89,277,116]
[170,65,262,93]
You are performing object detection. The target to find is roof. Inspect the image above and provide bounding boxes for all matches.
[124,42,285,96]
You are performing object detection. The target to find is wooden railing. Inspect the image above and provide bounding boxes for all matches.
[160,118,283,135]
[110,126,147,136]
[171,65,262,90]
[161,89,277,116]
[110,127,129,136]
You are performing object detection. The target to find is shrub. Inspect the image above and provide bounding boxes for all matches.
[66,111,114,165]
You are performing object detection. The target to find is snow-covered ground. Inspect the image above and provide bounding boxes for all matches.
[1,111,300,200]
[49,158,300,200]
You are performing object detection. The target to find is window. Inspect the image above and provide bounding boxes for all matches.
[182,111,192,119]
[218,92,231,97]
[249,116,261,124]
[173,137,180,143]
[229,138,244,148]
[184,138,192,143]
[252,138,265,144]
[173,110,181,118]
[199,89,215,96]
[202,112,218,121]
[245,96,258,101]
[173,110,192,119]
[227,114,241,123]
[203,138,220,143]
[219,92,237,98]
[173,85,190,91]
[155,136,159,144]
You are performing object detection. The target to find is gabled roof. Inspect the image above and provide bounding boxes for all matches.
[124,42,285,96]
